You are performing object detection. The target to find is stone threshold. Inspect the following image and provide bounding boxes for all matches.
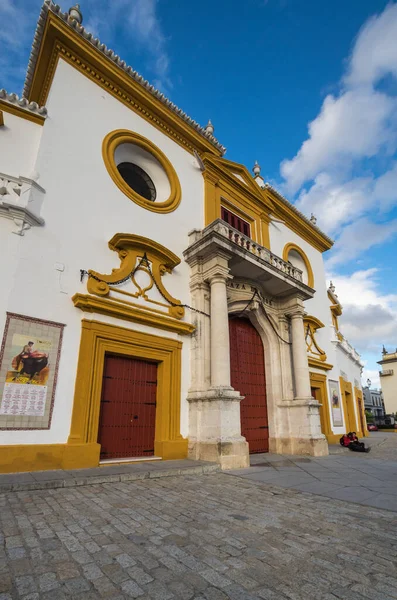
[0,459,220,493]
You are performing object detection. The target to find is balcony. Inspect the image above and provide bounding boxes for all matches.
[185,219,313,299]
[0,172,45,235]
[380,369,394,377]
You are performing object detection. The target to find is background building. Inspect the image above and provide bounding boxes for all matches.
[378,348,397,415]
[363,382,385,422]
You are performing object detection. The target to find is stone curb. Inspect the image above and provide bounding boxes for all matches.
[0,463,221,493]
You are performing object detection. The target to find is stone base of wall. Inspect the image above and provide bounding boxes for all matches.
[188,439,250,470]
[269,436,329,457]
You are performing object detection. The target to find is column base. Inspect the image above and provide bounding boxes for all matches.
[269,436,329,457]
[187,387,249,469]
[188,440,250,470]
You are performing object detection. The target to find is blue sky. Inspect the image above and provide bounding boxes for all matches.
[1,0,397,387]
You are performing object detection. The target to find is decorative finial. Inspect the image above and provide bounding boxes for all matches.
[253,161,261,177]
[68,3,83,24]
[205,120,214,135]
[329,281,336,293]
[310,213,317,225]
[382,345,387,355]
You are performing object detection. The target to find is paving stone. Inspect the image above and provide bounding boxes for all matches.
[120,579,145,597]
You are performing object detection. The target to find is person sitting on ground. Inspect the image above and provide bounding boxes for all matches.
[347,432,371,453]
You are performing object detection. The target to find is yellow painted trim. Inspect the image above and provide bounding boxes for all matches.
[0,99,45,126]
[202,156,272,248]
[68,320,188,463]
[265,187,333,253]
[0,321,189,473]
[0,110,3,126]
[308,357,333,371]
[340,377,357,433]
[26,12,221,156]
[282,243,314,288]
[310,372,332,440]
[354,386,368,438]
[72,294,195,335]
[102,130,181,213]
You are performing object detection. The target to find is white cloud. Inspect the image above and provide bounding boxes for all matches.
[281,89,396,194]
[325,217,397,267]
[345,3,397,87]
[280,1,397,238]
[327,269,397,358]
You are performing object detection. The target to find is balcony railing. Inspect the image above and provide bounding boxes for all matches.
[219,220,304,284]
[380,369,394,377]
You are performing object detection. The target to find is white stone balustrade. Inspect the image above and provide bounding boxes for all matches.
[219,221,304,283]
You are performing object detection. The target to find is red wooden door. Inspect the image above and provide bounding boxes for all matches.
[229,317,268,453]
[98,355,157,459]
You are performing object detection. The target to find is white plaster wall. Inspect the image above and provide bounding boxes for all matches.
[269,220,334,363]
[0,112,43,179]
[0,58,205,445]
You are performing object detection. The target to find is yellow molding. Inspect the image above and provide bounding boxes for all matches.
[72,294,195,335]
[282,243,314,288]
[308,357,333,371]
[340,377,357,433]
[203,157,272,248]
[310,371,332,440]
[102,130,181,213]
[68,320,188,463]
[27,12,221,157]
[265,187,333,253]
[354,386,368,438]
[0,99,45,126]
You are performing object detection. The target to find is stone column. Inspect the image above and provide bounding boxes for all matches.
[290,308,312,400]
[209,273,231,389]
[269,299,329,457]
[186,254,249,470]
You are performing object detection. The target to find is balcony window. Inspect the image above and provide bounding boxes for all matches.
[221,206,251,237]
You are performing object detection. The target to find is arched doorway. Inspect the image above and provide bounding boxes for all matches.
[229,316,269,453]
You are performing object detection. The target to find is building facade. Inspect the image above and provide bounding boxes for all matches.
[378,348,397,415]
[0,2,367,474]
[363,387,385,421]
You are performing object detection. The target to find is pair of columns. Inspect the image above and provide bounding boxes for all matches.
[208,269,312,400]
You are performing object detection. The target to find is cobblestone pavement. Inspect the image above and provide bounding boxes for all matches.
[1,472,397,600]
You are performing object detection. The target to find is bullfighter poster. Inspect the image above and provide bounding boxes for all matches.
[328,379,343,427]
[0,313,64,430]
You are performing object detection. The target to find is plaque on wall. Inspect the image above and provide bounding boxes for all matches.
[328,379,343,428]
[0,313,64,430]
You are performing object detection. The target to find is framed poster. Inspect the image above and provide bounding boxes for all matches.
[328,379,343,427]
[0,313,64,430]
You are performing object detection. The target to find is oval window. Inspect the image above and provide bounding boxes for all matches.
[117,162,157,201]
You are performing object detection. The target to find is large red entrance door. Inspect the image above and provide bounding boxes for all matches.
[98,355,157,460]
[229,317,269,453]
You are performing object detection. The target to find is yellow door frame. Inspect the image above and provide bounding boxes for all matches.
[354,386,368,437]
[66,319,187,468]
[340,378,357,434]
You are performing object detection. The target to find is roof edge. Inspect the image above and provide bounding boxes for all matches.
[22,1,225,154]
[0,89,47,118]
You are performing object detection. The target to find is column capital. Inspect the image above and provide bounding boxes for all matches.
[204,265,232,285]
[285,304,305,319]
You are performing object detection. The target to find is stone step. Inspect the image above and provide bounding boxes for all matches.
[0,459,221,493]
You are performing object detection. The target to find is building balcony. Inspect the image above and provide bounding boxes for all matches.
[380,369,394,377]
[185,219,314,299]
[0,171,45,235]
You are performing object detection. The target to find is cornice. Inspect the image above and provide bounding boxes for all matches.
[23,1,224,156]
[0,90,47,125]
[264,184,334,253]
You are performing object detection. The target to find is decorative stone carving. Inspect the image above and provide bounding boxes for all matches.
[73,234,195,335]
